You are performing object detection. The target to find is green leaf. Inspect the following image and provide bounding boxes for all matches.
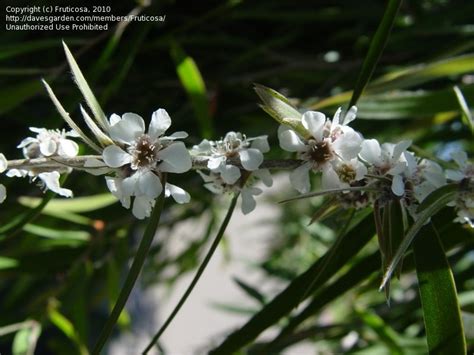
[171,41,213,138]
[263,252,380,352]
[23,224,89,242]
[62,42,109,132]
[18,193,117,213]
[233,277,266,305]
[413,223,466,354]
[41,79,103,152]
[380,183,460,291]
[254,84,308,137]
[143,194,240,353]
[92,184,167,354]
[49,309,88,355]
[12,321,41,355]
[349,0,402,107]
[369,54,474,93]
[356,308,404,355]
[209,213,375,354]
[453,85,474,134]
[0,80,43,114]
[0,256,19,270]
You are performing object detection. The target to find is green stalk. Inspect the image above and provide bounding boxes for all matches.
[142,193,240,354]
[92,185,167,354]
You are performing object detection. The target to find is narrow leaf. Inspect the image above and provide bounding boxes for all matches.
[171,41,213,138]
[62,41,109,131]
[143,193,240,353]
[209,214,375,354]
[42,79,102,152]
[414,223,466,354]
[349,0,402,107]
[453,85,474,133]
[92,182,167,354]
[254,84,308,137]
[380,183,459,290]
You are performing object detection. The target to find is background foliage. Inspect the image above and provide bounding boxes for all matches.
[0,0,473,354]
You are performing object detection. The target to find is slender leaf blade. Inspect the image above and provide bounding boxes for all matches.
[349,0,402,107]
[413,224,466,354]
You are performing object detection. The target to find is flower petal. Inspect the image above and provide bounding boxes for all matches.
[149,109,172,139]
[360,139,381,165]
[220,164,241,184]
[302,111,326,141]
[38,171,73,197]
[132,196,155,219]
[253,169,273,187]
[58,139,79,157]
[278,125,306,152]
[451,151,468,167]
[122,172,141,196]
[109,113,122,126]
[446,169,464,181]
[39,138,57,156]
[208,156,226,170]
[392,140,412,161]
[158,142,192,173]
[138,170,163,198]
[162,131,189,140]
[165,183,190,204]
[105,176,130,208]
[391,174,405,196]
[332,130,362,160]
[240,148,263,171]
[250,136,270,153]
[322,165,344,189]
[109,113,145,143]
[102,145,132,168]
[241,187,257,214]
[0,184,6,203]
[343,106,358,125]
[0,153,7,173]
[290,162,312,193]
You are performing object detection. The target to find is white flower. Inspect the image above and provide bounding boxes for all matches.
[192,132,269,184]
[37,171,73,197]
[6,168,72,198]
[197,168,272,215]
[102,109,191,200]
[445,151,473,227]
[279,107,363,193]
[18,127,79,158]
[102,109,192,219]
[360,139,411,196]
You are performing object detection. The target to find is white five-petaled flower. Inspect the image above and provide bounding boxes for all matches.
[198,168,273,214]
[18,127,79,159]
[279,107,363,193]
[445,151,473,227]
[192,132,269,184]
[102,109,192,219]
[360,139,412,197]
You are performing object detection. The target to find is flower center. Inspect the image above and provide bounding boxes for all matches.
[308,139,333,164]
[130,134,160,169]
[338,163,357,183]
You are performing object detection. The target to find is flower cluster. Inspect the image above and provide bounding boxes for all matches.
[278,107,472,227]
[2,127,79,199]
[192,132,272,214]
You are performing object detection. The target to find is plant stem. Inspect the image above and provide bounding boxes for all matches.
[142,193,240,354]
[92,179,167,354]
